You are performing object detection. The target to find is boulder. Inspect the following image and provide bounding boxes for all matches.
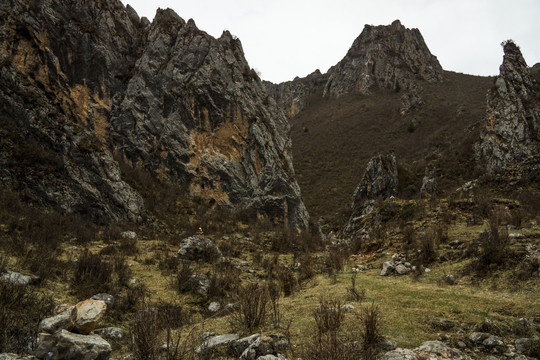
[428,318,456,331]
[381,261,395,276]
[186,274,211,296]
[0,354,37,360]
[195,334,240,356]
[208,302,221,312]
[71,300,107,335]
[420,167,438,197]
[91,327,125,341]
[514,338,531,354]
[177,235,222,262]
[482,335,505,349]
[91,294,115,307]
[395,264,411,275]
[470,332,490,344]
[0,271,40,286]
[39,306,76,333]
[230,334,261,356]
[34,330,111,360]
[381,340,471,360]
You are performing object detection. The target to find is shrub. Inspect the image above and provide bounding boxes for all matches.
[416,228,438,265]
[71,250,113,299]
[477,215,509,268]
[359,302,384,360]
[0,281,54,353]
[130,307,161,360]
[206,261,241,300]
[230,282,269,331]
[346,272,366,302]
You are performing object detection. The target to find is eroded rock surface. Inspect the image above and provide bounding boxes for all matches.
[475,40,540,174]
[0,0,308,228]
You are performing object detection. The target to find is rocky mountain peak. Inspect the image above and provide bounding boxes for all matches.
[475,40,540,174]
[0,0,309,229]
[323,20,443,97]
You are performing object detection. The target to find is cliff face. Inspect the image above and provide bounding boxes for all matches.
[0,0,309,228]
[475,41,540,175]
[267,20,443,117]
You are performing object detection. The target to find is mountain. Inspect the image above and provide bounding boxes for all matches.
[0,0,309,229]
[268,21,494,220]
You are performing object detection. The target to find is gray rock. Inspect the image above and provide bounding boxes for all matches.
[39,306,76,334]
[91,294,115,307]
[0,271,40,286]
[514,338,531,354]
[120,231,136,240]
[177,235,222,262]
[470,332,490,343]
[380,348,418,360]
[323,20,443,98]
[341,304,356,312]
[0,0,309,229]
[381,339,398,350]
[230,334,260,356]
[91,327,124,341]
[351,153,398,210]
[186,274,211,296]
[34,330,111,360]
[195,334,240,355]
[475,40,540,175]
[420,167,438,197]
[482,335,505,348]
[0,354,37,360]
[381,261,395,276]
[208,302,221,312]
[395,264,411,275]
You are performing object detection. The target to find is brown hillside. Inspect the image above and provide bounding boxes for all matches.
[291,71,494,220]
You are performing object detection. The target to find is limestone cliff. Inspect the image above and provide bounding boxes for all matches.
[474,41,540,175]
[0,0,309,228]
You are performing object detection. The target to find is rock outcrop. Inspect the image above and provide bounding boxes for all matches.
[351,153,398,210]
[324,20,442,98]
[0,0,309,229]
[263,70,328,118]
[475,40,540,174]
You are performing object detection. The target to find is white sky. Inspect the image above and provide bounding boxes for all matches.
[124,0,540,84]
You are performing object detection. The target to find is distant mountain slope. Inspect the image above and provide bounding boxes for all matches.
[291,71,493,219]
[0,0,309,228]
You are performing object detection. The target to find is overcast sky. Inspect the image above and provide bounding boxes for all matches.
[124,0,540,84]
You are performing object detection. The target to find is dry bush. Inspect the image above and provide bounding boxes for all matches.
[0,281,54,353]
[360,303,384,356]
[296,253,316,283]
[346,272,366,302]
[415,228,439,265]
[303,298,362,360]
[174,262,194,294]
[71,249,132,299]
[230,282,269,332]
[324,249,347,277]
[477,215,510,269]
[130,307,161,360]
[268,281,282,328]
[206,261,241,300]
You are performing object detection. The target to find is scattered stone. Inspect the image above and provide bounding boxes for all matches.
[381,338,398,351]
[509,233,525,238]
[200,332,216,341]
[470,332,490,344]
[91,294,115,307]
[35,330,111,360]
[186,274,211,296]
[482,335,505,350]
[0,271,40,286]
[517,318,530,329]
[195,334,240,355]
[230,334,260,356]
[395,264,411,275]
[380,348,417,360]
[424,268,431,273]
[0,354,37,360]
[208,302,221,312]
[39,306,76,333]
[91,327,125,341]
[177,235,222,262]
[121,231,137,240]
[380,261,395,276]
[341,304,356,312]
[457,341,466,349]
[514,338,531,354]
[71,300,107,335]
[486,356,499,360]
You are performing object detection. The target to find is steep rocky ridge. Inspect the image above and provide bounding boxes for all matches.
[475,41,540,175]
[0,0,309,228]
[323,20,443,98]
[266,20,443,117]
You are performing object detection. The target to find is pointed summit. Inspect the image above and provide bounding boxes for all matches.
[475,40,540,174]
[323,20,443,97]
